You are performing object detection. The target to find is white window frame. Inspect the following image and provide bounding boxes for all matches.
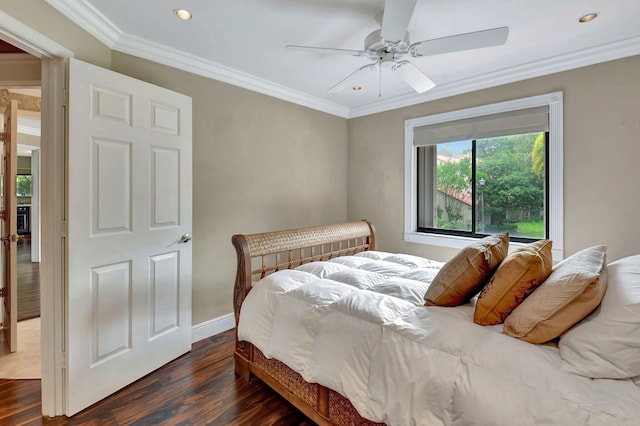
[404,92,564,262]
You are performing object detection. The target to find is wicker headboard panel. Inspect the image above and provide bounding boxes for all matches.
[231,220,376,325]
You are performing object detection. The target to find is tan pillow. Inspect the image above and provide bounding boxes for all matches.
[474,240,553,326]
[503,245,608,344]
[424,233,509,307]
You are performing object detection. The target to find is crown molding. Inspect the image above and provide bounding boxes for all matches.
[43,1,640,119]
[0,53,41,86]
[0,52,40,64]
[18,122,41,137]
[44,0,120,46]
[44,0,349,117]
[113,33,350,118]
[347,35,640,118]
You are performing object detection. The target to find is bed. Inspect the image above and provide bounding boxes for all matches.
[232,220,640,425]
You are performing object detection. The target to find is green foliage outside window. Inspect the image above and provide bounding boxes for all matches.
[16,175,32,197]
[434,132,545,239]
[476,133,545,227]
[436,155,471,230]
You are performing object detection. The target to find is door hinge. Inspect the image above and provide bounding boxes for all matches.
[0,287,6,297]
[56,351,68,369]
[61,88,68,107]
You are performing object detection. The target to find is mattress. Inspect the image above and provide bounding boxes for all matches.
[237,251,640,425]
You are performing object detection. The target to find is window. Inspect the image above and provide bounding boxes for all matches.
[404,92,563,261]
[417,131,547,241]
[17,174,32,197]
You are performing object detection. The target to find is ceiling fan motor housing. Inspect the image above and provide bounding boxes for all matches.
[364,29,410,60]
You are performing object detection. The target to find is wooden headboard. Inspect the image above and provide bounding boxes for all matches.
[230,220,380,425]
[231,219,376,327]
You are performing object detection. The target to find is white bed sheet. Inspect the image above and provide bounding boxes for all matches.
[237,252,640,426]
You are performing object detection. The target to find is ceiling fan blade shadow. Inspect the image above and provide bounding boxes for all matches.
[286,45,367,56]
[328,63,378,93]
[410,26,509,57]
[380,0,418,43]
[394,61,435,93]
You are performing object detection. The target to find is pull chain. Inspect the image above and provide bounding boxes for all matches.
[378,61,382,98]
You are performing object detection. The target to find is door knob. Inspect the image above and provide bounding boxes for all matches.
[0,234,18,243]
[178,234,192,244]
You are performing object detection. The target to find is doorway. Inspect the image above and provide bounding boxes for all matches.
[0,12,70,416]
[0,42,43,379]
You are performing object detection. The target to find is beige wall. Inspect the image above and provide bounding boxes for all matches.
[347,55,640,264]
[18,155,31,174]
[2,4,348,324]
[4,2,640,324]
[0,0,110,67]
[111,53,348,323]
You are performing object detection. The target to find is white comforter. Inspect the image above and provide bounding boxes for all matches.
[237,251,640,426]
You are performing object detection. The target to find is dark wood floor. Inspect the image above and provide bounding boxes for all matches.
[0,329,316,425]
[17,235,40,321]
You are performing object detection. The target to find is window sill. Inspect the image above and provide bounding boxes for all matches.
[404,231,564,262]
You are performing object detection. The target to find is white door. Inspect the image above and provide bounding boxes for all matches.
[0,99,18,353]
[67,58,192,415]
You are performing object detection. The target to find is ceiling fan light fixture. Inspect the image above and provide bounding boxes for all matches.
[174,9,192,21]
[578,13,598,23]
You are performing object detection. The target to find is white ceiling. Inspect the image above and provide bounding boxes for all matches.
[46,0,640,118]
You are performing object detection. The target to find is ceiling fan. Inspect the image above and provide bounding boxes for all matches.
[286,0,509,95]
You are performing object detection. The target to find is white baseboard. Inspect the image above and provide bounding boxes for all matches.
[191,313,235,343]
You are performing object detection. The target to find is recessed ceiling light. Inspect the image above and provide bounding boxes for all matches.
[174,9,192,21]
[578,13,598,23]
[352,86,362,91]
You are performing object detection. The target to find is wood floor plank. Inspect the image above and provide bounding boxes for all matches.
[17,236,40,321]
[0,329,315,425]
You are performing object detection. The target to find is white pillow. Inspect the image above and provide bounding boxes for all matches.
[559,254,640,379]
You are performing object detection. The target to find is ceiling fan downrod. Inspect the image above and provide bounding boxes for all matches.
[377,51,398,98]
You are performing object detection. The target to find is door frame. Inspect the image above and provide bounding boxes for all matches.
[0,11,72,416]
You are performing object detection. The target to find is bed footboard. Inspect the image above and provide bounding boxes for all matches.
[231,220,377,425]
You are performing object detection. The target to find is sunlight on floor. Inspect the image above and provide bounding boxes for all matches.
[0,317,41,379]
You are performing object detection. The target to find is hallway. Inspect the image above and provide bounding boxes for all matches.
[0,235,41,379]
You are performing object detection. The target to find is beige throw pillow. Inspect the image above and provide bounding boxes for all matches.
[474,240,553,326]
[503,245,607,344]
[424,233,509,307]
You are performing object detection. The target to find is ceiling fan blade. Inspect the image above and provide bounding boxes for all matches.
[394,61,435,93]
[410,26,509,57]
[380,0,418,43]
[286,45,366,56]
[328,63,377,93]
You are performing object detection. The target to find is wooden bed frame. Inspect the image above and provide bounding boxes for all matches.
[232,220,383,426]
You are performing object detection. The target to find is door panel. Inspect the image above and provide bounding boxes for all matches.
[90,261,131,364]
[1,99,18,353]
[151,147,180,228]
[67,58,192,415]
[92,138,132,234]
[149,251,180,337]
